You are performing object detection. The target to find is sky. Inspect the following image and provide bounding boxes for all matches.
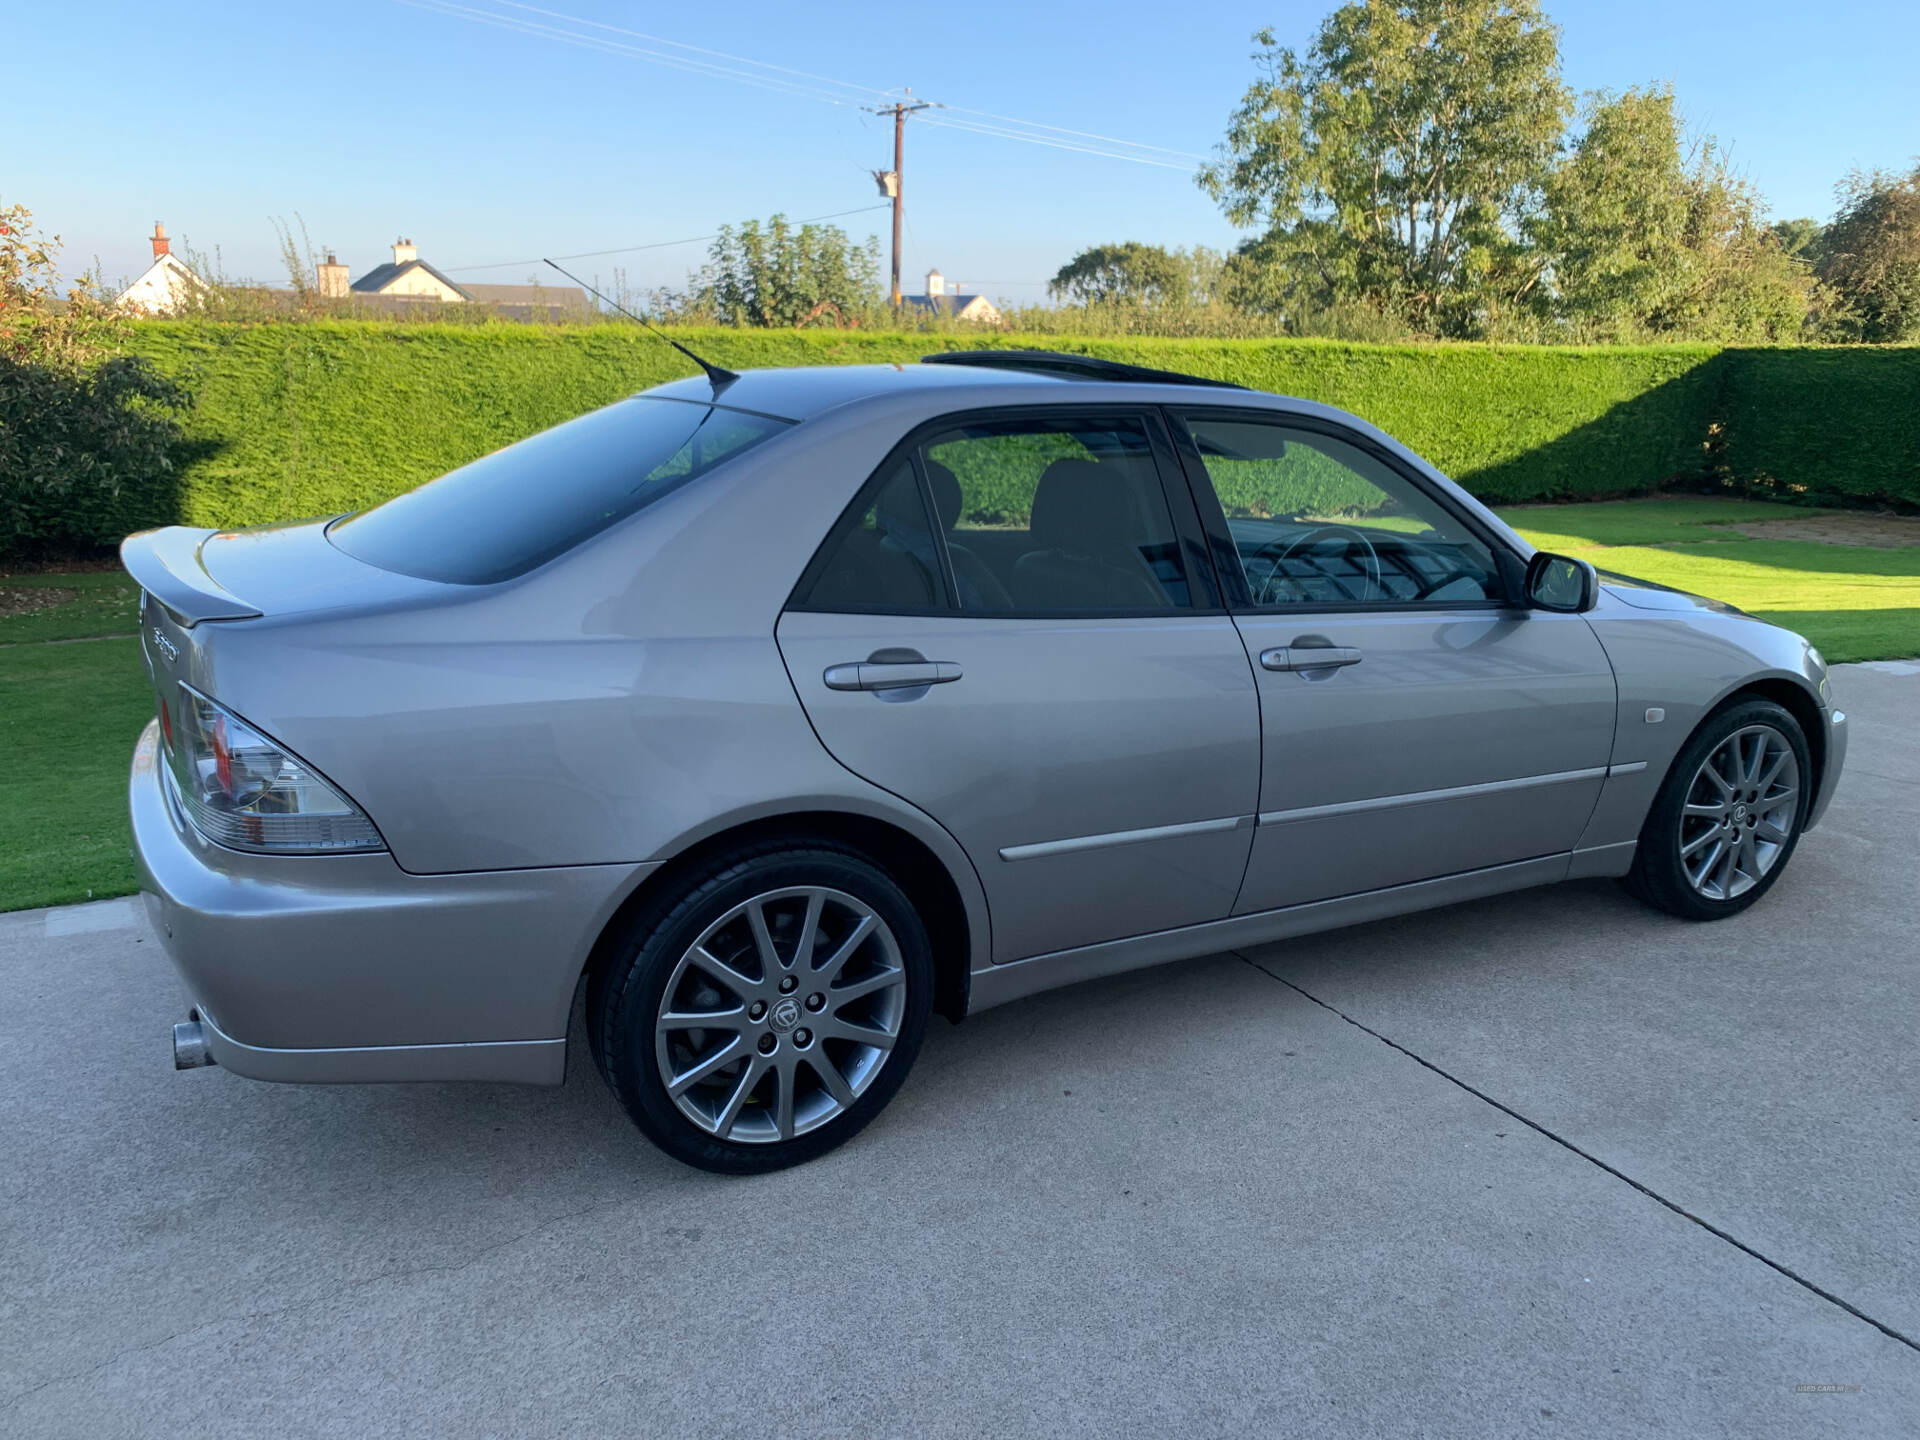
[11,0,1918,303]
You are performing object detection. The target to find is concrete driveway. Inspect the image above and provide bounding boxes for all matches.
[3,664,1916,1438]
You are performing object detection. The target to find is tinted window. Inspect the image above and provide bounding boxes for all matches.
[920,415,1189,612]
[329,396,789,584]
[1180,416,1502,608]
[796,460,944,612]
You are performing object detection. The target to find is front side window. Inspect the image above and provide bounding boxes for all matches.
[329,396,790,584]
[920,414,1190,613]
[1178,415,1503,609]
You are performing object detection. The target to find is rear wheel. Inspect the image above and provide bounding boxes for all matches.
[591,840,933,1173]
[1624,698,1810,921]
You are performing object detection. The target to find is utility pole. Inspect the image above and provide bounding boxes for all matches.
[869,95,931,308]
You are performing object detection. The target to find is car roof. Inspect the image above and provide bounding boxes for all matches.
[646,359,1264,423]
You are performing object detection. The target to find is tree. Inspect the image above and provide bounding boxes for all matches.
[1177,246,1231,306]
[1199,2,1569,335]
[0,198,189,558]
[1529,87,1811,341]
[1663,147,1813,341]
[1530,86,1690,336]
[1816,163,1920,341]
[1769,217,1824,260]
[1049,243,1191,306]
[686,215,882,327]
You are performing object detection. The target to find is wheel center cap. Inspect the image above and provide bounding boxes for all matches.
[769,997,802,1032]
[1733,803,1749,823]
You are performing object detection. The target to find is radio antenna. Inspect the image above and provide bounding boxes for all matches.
[543,258,738,392]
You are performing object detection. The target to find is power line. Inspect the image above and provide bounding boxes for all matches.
[443,203,892,272]
[397,0,878,109]
[486,0,889,102]
[937,104,1209,162]
[916,114,1198,171]
[396,0,1204,171]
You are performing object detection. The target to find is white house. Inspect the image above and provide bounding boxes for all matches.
[340,238,587,318]
[116,223,203,314]
[905,268,1000,324]
[349,237,470,302]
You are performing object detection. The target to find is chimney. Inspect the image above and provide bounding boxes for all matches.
[150,222,170,259]
[925,267,945,297]
[392,236,418,264]
[316,251,350,299]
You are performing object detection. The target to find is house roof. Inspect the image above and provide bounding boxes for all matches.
[462,282,588,310]
[122,252,200,287]
[350,258,471,298]
[116,252,204,307]
[905,292,995,315]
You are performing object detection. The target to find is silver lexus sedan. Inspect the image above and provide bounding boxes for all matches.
[125,351,1846,1172]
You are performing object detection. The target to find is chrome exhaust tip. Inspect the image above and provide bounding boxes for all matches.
[173,1020,217,1070]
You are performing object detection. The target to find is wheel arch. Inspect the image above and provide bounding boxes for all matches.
[1704,674,1826,808]
[580,808,984,1027]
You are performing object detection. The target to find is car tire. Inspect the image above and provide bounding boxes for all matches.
[590,838,933,1174]
[1623,698,1812,921]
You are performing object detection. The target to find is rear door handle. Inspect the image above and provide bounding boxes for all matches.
[823,660,963,692]
[1259,646,1362,672]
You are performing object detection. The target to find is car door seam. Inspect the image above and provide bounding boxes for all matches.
[768,617,996,966]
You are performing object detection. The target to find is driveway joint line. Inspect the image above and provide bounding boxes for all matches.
[1232,949,1920,1359]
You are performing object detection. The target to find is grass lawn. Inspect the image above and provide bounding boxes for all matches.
[0,495,1914,914]
[0,639,151,911]
[0,570,141,643]
[1496,497,1920,664]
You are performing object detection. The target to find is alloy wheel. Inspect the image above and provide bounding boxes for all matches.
[653,886,907,1143]
[1677,723,1800,901]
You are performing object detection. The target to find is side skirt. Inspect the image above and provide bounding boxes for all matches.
[967,852,1595,1015]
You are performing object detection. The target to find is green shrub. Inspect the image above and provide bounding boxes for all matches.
[13,322,1911,558]
[118,323,1733,534]
[0,353,190,557]
[0,199,192,559]
[1716,347,1920,507]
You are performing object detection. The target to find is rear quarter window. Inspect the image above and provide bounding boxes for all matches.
[328,396,790,584]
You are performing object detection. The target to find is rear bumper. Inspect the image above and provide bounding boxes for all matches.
[188,1003,567,1084]
[129,721,653,1085]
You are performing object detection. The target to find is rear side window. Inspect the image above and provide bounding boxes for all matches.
[924,414,1190,612]
[794,460,945,612]
[329,396,789,584]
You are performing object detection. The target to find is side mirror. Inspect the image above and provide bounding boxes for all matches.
[1525,552,1599,613]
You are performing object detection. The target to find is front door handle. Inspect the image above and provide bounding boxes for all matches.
[823,660,963,691]
[1260,646,1362,672]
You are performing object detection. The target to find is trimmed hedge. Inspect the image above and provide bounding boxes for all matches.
[12,323,1915,552]
[1718,347,1920,508]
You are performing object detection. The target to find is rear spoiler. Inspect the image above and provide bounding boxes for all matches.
[119,527,263,627]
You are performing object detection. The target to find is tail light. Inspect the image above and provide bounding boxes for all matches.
[161,686,385,854]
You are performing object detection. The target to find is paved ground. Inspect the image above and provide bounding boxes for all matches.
[3,664,1916,1438]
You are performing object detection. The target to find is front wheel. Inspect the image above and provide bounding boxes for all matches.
[1624,698,1811,921]
[592,840,933,1174]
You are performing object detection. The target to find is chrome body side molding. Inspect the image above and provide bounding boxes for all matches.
[999,814,1252,863]
[1257,768,1609,827]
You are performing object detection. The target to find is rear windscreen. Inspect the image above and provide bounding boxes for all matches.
[327,396,791,584]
